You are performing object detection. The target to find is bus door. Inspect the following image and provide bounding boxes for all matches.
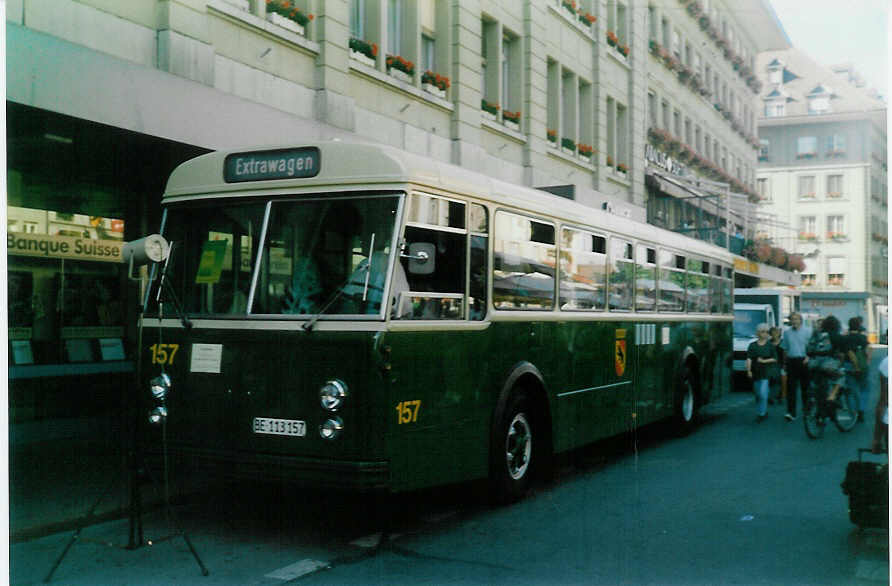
[385,195,492,491]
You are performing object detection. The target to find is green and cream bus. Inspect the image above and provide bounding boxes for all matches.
[139,141,733,502]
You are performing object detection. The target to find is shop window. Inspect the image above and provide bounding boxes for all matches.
[7,206,128,366]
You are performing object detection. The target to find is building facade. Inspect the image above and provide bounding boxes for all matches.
[755,49,888,338]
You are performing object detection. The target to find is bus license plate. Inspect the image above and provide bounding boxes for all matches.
[253,417,306,437]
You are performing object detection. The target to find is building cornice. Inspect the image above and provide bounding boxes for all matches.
[758,108,886,128]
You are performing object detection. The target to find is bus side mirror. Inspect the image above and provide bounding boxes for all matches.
[403,242,435,275]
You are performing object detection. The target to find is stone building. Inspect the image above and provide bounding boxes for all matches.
[755,48,888,338]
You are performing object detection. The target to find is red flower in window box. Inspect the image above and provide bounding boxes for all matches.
[577,143,594,158]
[546,129,557,143]
[421,70,451,90]
[616,162,628,173]
[579,12,596,26]
[386,54,415,76]
[266,0,313,26]
[503,110,521,123]
[606,30,618,47]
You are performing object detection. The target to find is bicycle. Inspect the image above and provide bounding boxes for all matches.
[803,375,858,439]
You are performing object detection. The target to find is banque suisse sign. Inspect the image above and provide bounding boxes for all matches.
[224,147,320,182]
[8,233,124,263]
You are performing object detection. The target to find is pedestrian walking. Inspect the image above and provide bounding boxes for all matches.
[843,316,871,422]
[747,323,778,422]
[780,312,812,421]
[768,326,785,405]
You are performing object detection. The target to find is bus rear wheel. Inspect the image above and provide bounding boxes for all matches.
[491,392,535,504]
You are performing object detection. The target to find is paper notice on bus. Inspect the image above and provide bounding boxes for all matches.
[190,343,223,373]
[194,240,228,284]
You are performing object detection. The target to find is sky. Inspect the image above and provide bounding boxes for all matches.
[768,0,889,98]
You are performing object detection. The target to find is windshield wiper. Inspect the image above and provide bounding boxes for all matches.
[156,242,192,329]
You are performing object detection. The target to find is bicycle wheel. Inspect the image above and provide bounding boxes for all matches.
[832,388,858,432]
[803,389,824,439]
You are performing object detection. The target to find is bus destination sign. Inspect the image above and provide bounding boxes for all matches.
[223,147,320,183]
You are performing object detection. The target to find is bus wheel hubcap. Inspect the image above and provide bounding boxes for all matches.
[506,413,532,480]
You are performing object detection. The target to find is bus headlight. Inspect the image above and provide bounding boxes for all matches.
[319,417,343,440]
[148,405,168,425]
[150,373,172,402]
[319,380,348,411]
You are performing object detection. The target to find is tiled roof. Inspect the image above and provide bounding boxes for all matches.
[756,48,884,117]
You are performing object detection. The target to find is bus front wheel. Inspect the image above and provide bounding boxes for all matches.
[491,392,535,503]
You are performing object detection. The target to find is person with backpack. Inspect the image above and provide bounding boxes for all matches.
[808,315,854,411]
[843,316,871,422]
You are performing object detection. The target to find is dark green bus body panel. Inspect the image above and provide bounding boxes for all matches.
[140,318,730,493]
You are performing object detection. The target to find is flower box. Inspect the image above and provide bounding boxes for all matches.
[267,12,305,36]
[389,68,413,84]
[350,50,376,67]
[481,99,500,119]
[422,83,446,99]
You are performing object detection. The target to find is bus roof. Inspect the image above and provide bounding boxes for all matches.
[163,141,733,263]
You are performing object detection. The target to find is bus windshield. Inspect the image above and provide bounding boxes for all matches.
[158,194,401,318]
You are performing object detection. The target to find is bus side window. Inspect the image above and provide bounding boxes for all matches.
[493,212,556,310]
[469,203,489,320]
[658,249,685,312]
[395,193,467,320]
[608,238,634,311]
[559,228,606,311]
[635,245,656,312]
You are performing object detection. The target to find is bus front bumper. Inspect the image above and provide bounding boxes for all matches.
[141,445,390,492]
